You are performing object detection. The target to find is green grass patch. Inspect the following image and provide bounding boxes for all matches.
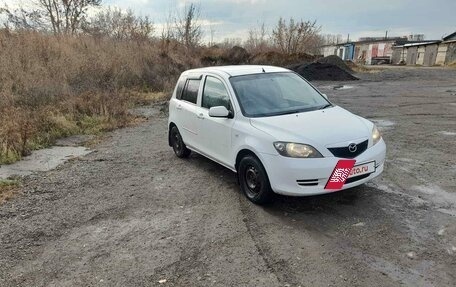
[0,148,22,165]
[131,92,168,106]
[0,179,20,188]
[0,113,131,165]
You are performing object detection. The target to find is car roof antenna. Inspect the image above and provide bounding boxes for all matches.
[262,67,266,73]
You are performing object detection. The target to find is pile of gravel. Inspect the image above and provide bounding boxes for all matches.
[315,55,353,72]
[287,62,358,81]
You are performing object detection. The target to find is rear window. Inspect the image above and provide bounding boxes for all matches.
[181,79,200,104]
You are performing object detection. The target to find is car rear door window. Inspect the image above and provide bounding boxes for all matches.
[175,78,186,100]
[181,79,200,104]
[202,76,231,110]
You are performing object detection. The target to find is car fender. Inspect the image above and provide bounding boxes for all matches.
[231,120,278,172]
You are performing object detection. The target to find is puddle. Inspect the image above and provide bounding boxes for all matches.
[367,182,426,206]
[370,119,395,131]
[437,208,456,217]
[438,131,456,136]
[0,146,91,179]
[349,248,433,286]
[333,85,355,90]
[414,185,456,205]
[413,185,456,216]
[394,158,421,164]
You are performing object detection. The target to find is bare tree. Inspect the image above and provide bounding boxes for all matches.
[175,3,202,49]
[321,34,343,45]
[245,22,270,53]
[1,0,101,34]
[37,0,101,35]
[159,10,175,53]
[84,8,153,41]
[219,37,242,49]
[271,17,321,54]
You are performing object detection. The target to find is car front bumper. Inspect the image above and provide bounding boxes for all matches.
[259,139,386,196]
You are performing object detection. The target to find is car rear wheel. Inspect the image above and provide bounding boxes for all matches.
[238,155,273,205]
[170,126,191,158]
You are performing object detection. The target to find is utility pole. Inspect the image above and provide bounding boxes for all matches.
[385,30,388,39]
[209,24,215,46]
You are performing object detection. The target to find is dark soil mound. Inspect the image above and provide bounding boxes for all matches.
[200,46,250,65]
[316,55,352,72]
[250,51,316,66]
[221,46,250,65]
[200,46,225,65]
[288,62,358,81]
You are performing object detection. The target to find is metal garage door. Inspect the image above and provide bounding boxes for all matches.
[406,47,418,65]
[423,45,438,66]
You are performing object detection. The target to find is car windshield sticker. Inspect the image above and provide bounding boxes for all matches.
[325,160,356,189]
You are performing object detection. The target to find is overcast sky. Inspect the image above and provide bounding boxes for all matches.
[4,0,456,42]
[106,0,456,42]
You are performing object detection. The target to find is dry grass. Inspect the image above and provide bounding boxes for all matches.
[0,30,199,164]
[0,179,21,204]
[131,92,169,106]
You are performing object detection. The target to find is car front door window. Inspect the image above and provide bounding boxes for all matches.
[202,76,231,111]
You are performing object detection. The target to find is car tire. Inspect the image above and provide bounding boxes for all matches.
[170,126,191,158]
[238,155,273,205]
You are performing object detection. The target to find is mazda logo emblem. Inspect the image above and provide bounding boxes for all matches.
[348,143,357,153]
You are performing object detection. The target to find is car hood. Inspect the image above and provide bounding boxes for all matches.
[249,106,371,146]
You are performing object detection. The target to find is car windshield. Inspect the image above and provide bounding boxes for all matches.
[230,72,331,117]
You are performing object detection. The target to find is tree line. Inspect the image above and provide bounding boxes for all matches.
[1,0,341,55]
[0,1,202,48]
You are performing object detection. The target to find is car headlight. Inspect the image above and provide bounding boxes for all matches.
[372,125,381,145]
[273,142,323,158]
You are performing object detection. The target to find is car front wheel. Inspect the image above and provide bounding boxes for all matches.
[170,126,191,158]
[238,155,273,205]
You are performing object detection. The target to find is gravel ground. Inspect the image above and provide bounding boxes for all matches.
[1,67,455,287]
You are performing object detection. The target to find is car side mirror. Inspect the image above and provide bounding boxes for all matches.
[209,106,231,118]
[322,93,328,100]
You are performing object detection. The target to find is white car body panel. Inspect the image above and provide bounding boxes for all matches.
[168,65,386,196]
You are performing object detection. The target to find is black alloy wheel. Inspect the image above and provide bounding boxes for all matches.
[170,126,191,158]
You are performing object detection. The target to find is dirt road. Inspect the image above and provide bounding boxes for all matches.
[1,67,455,287]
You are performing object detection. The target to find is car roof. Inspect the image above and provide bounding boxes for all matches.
[182,65,290,77]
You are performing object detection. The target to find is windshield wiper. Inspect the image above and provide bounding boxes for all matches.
[274,109,304,116]
[260,106,328,117]
[318,104,332,110]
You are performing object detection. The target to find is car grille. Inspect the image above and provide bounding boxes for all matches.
[327,140,368,158]
[345,173,370,184]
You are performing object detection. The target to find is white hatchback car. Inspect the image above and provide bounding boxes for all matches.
[168,66,386,204]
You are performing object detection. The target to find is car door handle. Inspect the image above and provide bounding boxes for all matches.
[176,105,183,110]
[197,113,204,119]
